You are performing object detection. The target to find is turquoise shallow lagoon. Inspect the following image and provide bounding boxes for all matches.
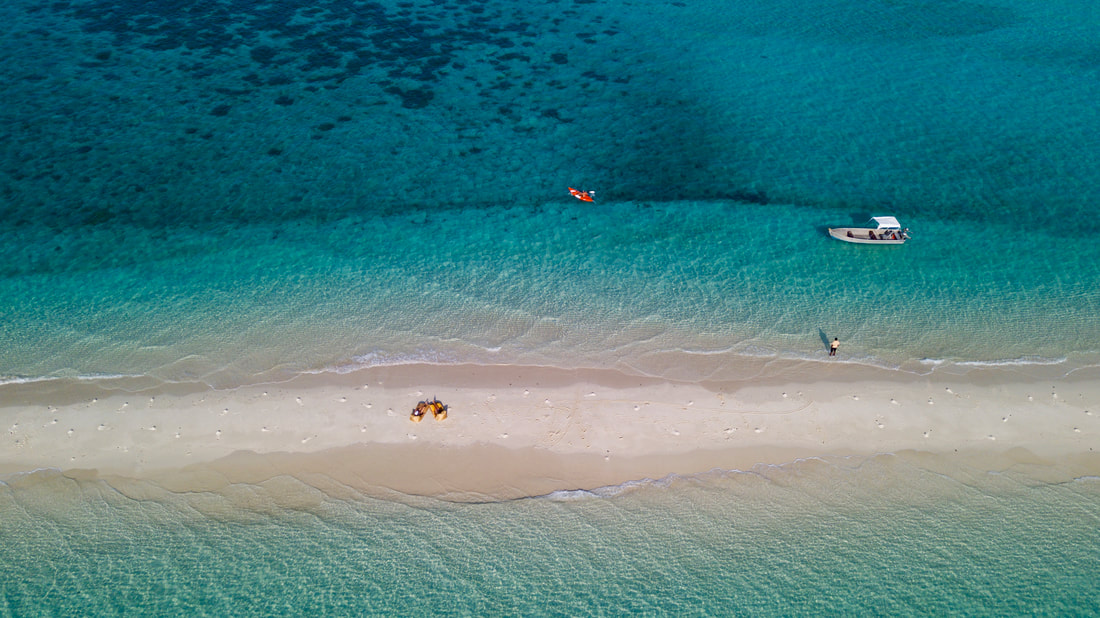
[3,0,1100,612]
[2,455,1099,615]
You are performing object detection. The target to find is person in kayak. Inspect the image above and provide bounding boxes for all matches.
[568,187,595,202]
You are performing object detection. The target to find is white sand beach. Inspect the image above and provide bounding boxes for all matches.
[2,362,1098,500]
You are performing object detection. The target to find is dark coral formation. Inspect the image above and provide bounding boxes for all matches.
[53,0,613,112]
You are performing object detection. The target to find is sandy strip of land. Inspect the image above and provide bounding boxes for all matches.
[2,362,1098,499]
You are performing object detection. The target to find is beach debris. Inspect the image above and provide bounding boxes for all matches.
[411,398,448,422]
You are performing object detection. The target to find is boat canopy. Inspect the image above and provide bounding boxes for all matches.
[870,216,901,230]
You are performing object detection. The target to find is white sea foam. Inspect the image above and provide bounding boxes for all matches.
[0,373,149,387]
[955,356,1069,368]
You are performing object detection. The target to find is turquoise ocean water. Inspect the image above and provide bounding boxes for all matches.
[2,455,1099,614]
[3,0,1100,612]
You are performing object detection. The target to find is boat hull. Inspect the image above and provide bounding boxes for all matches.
[828,228,906,244]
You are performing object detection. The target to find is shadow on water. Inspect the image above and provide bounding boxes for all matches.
[817,328,830,353]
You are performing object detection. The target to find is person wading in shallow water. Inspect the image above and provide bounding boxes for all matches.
[830,338,839,357]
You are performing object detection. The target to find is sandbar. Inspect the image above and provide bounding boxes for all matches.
[2,361,1098,500]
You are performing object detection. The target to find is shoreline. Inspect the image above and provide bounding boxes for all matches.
[2,361,1098,498]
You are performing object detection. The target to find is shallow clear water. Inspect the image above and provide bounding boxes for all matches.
[3,0,1100,612]
[2,455,1098,614]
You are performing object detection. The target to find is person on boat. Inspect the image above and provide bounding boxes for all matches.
[568,187,595,202]
[868,230,877,240]
[830,338,839,356]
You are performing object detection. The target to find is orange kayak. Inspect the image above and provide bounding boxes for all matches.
[568,187,594,202]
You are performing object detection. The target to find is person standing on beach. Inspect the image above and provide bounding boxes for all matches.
[830,338,839,356]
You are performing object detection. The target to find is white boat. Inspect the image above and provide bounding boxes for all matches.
[828,216,909,245]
